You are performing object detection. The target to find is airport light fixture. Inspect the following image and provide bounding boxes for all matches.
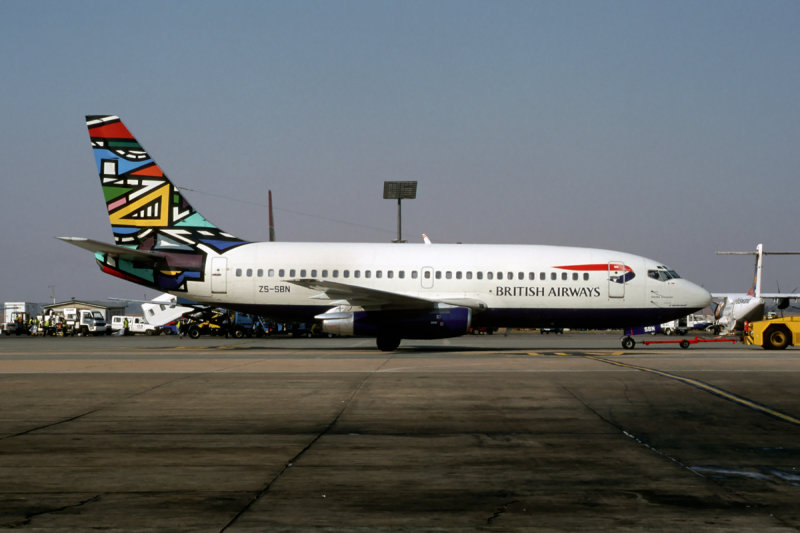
[383,181,417,243]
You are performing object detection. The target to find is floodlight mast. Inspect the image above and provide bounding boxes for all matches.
[383,181,417,243]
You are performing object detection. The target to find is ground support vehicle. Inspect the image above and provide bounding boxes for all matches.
[63,308,108,336]
[621,325,737,349]
[3,302,42,335]
[3,312,31,336]
[111,315,161,335]
[743,317,800,350]
[638,336,737,349]
[186,310,227,339]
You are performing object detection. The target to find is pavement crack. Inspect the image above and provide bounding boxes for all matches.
[3,494,101,528]
[219,357,392,532]
[561,384,702,477]
[486,499,520,525]
[0,374,199,441]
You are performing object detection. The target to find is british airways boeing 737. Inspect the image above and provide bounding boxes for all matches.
[60,115,711,350]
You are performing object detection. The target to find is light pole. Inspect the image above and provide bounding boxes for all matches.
[383,181,417,243]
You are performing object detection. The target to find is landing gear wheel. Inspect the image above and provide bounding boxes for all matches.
[680,339,690,349]
[621,336,635,350]
[376,335,401,352]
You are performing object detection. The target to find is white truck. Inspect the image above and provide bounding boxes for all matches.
[62,308,108,336]
[111,315,161,335]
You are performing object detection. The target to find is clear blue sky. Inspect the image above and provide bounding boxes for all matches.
[1,0,799,303]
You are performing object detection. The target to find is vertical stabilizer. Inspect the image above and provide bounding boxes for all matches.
[84,115,249,291]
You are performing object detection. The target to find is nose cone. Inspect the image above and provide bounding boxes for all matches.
[683,280,712,310]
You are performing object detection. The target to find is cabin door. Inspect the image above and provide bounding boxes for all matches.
[211,257,228,294]
[608,262,626,299]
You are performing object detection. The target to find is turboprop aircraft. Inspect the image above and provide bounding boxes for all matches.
[59,115,711,350]
[712,244,800,334]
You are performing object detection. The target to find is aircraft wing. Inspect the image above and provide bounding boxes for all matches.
[58,237,166,263]
[760,293,800,300]
[286,279,487,311]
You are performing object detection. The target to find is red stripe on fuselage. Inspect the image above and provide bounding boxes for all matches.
[555,263,633,272]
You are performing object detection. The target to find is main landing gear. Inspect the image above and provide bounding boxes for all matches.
[376,334,401,352]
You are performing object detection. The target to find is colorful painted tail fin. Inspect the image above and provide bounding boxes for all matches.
[86,115,247,254]
[80,116,248,292]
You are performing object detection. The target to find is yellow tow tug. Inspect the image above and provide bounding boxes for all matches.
[743,316,800,350]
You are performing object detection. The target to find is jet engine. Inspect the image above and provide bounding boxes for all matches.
[317,305,472,340]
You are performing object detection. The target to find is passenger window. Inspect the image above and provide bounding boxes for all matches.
[466,272,473,280]
[509,272,514,280]
[387,271,393,279]
[343,270,350,278]
[456,271,462,280]
[551,272,557,280]
[246,268,253,277]
[435,271,442,279]
[487,272,494,280]
[311,269,317,277]
[364,270,371,278]
[477,272,483,280]
[572,273,578,281]
[376,271,382,278]
[290,269,296,277]
[446,271,452,279]
[300,269,306,277]
[354,270,361,278]
[540,272,546,281]
[424,271,431,279]
[411,271,417,279]
[236,268,242,277]
[333,269,339,278]
[583,273,589,281]
[279,269,285,277]
[257,269,264,277]
[529,272,535,280]
[562,273,567,280]
[322,269,328,277]
[399,271,405,279]
[268,269,275,277]
[497,272,503,280]
[518,272,524,280]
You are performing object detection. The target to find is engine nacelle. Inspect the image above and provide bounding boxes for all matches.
[318,305,472,340]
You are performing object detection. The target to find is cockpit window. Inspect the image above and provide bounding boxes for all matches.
[648,267,681,281]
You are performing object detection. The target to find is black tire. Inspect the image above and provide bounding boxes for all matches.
[621,336,635,350]
[376,335,401,352]
[763,326,791,350]
[233,326,245,339]
[680,339,690,349]
[188,326,201,339]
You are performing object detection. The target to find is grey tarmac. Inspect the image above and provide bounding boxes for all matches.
[0,332,799,531]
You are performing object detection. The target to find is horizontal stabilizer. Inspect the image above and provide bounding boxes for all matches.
[57,237,165,263]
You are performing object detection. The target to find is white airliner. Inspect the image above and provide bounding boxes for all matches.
[59,115,711,350]
[713,244,800,333]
